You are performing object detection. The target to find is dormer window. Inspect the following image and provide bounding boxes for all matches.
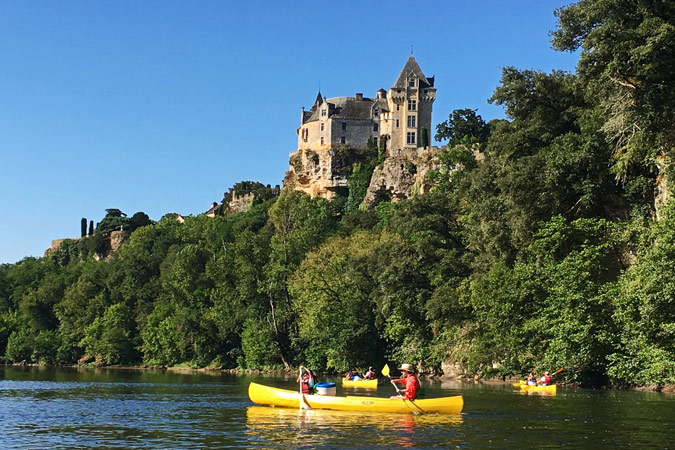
[321,109,327,117]
[409,78,416,87]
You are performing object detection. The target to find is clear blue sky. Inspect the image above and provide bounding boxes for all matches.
[0,1,579,264]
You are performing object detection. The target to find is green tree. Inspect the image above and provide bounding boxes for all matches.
[80,302,138,365]
[435,108,489,147]
[290,231,382,370]
[96,209,132,234]
[552,0,675,182]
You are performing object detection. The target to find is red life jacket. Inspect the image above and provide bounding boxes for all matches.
[300,374,312,393]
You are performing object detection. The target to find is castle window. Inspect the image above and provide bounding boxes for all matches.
[409,78,415,87]
[373,137,378,146]
[407,115,416,128]
[321,109,327,117]
[408,100,417,111]
[396,119,400,128]
[396,104,400,111]
[341,136,346,144]
[407,132,416,145]
[373,108,379,116]
[342,122,347,130]
[373,123,379,132]
[321,137,324,145]
[321,123,325,131]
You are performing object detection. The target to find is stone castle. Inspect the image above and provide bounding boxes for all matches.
[284,55,442,202]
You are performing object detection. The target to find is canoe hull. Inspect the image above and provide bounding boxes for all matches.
[518,384,557,393]
[341,378,378,388]
[248,382,463,415]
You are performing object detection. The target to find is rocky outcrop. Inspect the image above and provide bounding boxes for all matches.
[284,145,443,205]
[362,146,442,205]
[283,147,357,199]
[110,230,130,252]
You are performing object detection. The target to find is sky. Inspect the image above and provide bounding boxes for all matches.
[0,0,580,265]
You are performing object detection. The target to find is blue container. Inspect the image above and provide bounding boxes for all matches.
[315,382,336,396]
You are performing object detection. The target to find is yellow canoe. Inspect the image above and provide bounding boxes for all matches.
[341,378,378,388]
[248,382,463,415]
[517,383,557,393]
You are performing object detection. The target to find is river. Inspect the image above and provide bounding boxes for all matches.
[1,366,672,449]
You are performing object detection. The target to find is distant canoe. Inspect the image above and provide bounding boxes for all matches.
[341,378,378,388]
[516,383,557,393]
[248,382,463,415]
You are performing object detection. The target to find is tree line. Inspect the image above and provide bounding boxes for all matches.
[1,0,674,387]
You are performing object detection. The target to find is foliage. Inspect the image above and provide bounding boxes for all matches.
[1,1,674,388]
[80,302,139,365]
[435,108,489,147]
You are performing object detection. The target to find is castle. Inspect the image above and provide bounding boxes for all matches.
[286,55,439,200]
[298,55,436,153]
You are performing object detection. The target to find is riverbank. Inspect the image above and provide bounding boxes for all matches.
[6,362,673,393]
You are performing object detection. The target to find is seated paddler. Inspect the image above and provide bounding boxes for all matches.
[390,363,420,400]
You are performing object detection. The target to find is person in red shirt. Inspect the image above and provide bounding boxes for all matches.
[390,363,420,400]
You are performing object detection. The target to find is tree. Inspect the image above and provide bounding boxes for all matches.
[130,212,152,231]
[552,0,675,183]
[81,218,87,238]
[435,109,489,147]
[290,231,382,370]
[80,302,138,365]
[96,209,132,234]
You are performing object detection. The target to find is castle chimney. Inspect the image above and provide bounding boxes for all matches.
[355,93,363,100]
[376,89,386,99]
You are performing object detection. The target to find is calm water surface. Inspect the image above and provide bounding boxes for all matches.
[1,366,673,449]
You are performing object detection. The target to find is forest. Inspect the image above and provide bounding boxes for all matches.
[1,0,674,387]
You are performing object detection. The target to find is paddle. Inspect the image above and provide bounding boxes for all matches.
[298,366,311,410]
[382,364,399,394]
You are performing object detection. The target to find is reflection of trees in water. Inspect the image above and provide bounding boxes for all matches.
[245,406,463,448]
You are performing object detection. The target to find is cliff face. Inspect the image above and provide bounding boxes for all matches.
[283,147,359,199]
[283,145,442,206]
[363,146,442,205]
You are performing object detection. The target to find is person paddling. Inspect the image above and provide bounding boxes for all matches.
[538,371,552,386]
[389,363,420,400]
[527,371,537,385]
[297,365,315,394]
[364,366,376,380]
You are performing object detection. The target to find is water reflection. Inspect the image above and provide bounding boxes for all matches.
[246,406,463,448]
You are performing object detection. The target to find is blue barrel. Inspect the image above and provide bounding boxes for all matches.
[315,382,336,396]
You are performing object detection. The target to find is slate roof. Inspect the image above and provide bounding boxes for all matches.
[327,96,376,120]
[392,55,434,89]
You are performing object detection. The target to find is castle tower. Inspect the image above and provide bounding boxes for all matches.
[381,55,436,150]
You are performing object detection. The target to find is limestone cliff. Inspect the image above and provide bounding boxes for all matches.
[283,145,442,206]
[363,146,442,205]
[283,146,363,199]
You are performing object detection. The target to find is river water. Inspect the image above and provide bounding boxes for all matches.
[1,366,672,449]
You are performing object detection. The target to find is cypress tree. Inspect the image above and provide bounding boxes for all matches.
[88,220,94,236]
[81,218,87,237]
